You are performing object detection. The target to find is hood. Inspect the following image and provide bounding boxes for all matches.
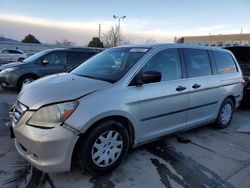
[0,62,23,70]
[17,73,112,109]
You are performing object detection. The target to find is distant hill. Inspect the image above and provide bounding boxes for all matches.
[0,36,19,43]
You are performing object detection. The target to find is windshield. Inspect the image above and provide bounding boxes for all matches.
[23,50,50,63]
[71,47,149,83]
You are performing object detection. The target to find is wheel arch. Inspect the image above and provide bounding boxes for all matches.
[225,95,236,108]
[71,115,136,167]
[18,57,25,62]
[17,73,39,88]
[216,95,236,116]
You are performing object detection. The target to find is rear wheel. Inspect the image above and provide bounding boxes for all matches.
[215,98,234,128]
[77,120,129,175]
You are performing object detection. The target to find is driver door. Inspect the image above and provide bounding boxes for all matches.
[134,48,189,143]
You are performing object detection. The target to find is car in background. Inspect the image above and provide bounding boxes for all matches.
[0,49,27,64]
[224,46,250,102]
[0,47,103,89]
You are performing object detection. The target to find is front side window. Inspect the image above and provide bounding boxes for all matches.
[23,50,49,63]
[183,49,212,78]
[213,51,237,74]
[67,52,83,64]
[71,47,149,83]
[141,48,182,82]
[9,50,22,54]
[43,52,66,64]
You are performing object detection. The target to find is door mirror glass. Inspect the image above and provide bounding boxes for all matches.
[136,71,162,85]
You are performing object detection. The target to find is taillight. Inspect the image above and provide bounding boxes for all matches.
[241,79,247,87]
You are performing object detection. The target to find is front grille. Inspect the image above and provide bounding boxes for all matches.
[10,101,28,124]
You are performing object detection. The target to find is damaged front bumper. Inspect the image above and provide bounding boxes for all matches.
[10,102,79,173]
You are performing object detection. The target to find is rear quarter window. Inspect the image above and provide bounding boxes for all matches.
[213,51,238,74]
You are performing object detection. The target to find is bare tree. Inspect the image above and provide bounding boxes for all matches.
[174,37,184,43]
[102,26,120,48]
[122,39,131,45]
[87,37,104,48]
[55,39,74,46]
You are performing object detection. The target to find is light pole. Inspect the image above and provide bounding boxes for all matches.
[208,33,211,46]
[113,15,126,45]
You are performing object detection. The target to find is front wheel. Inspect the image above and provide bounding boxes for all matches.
[18,58,24,62]
[17,75,37,90]
[215,98,234,128]
[77,120,129,175]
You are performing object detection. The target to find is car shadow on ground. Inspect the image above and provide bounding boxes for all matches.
[14,125,237,188]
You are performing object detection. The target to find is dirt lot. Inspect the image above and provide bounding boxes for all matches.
[0,86,250,188]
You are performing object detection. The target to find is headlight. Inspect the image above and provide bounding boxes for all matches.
[1,67,19,74]
[27,101,79,128]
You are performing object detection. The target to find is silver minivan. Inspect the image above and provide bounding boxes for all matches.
[10,44,244,175]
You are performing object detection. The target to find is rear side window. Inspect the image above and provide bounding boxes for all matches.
[67,52,97,64]
[213,51,237,74]
[183,49,212,78]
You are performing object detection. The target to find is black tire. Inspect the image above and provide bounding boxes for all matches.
[215,98,234,128]
[17,75,37,90]
[18,58,24,62]
[77,120,129,176]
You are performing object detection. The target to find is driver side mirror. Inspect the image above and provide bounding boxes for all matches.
[42,59,49,65]
[135,71,162,85]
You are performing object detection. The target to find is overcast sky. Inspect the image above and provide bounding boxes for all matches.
[0,0,250,45]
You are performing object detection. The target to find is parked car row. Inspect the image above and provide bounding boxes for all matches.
[0,49,27,64]
[0,47,103,89]
[9,44,244,175]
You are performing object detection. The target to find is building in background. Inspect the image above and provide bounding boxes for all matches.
[181,33,250,47]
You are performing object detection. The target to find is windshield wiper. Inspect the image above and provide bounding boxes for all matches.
[75,74,114,83]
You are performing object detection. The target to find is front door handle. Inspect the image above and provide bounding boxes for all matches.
[176,86,186,92]
[192,83,201,89]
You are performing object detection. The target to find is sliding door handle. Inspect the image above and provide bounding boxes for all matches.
[176,86,186,92]
[192,83,201,89]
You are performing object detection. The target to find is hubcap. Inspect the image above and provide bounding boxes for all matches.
[221,103,232,125]
[92,130,123,167]
[22,78,34,86]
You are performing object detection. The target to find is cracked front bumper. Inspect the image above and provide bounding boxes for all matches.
[12,111,79,172]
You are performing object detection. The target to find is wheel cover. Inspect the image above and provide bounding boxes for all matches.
[221,103,232,125]
[91,130,123,167]
[22,78,34,86]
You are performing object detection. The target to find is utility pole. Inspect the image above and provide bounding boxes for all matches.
[240,27,243,45]
[98,24,101,40]
[208,33,211,46]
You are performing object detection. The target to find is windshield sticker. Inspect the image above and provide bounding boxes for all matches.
[129,48,149,53]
